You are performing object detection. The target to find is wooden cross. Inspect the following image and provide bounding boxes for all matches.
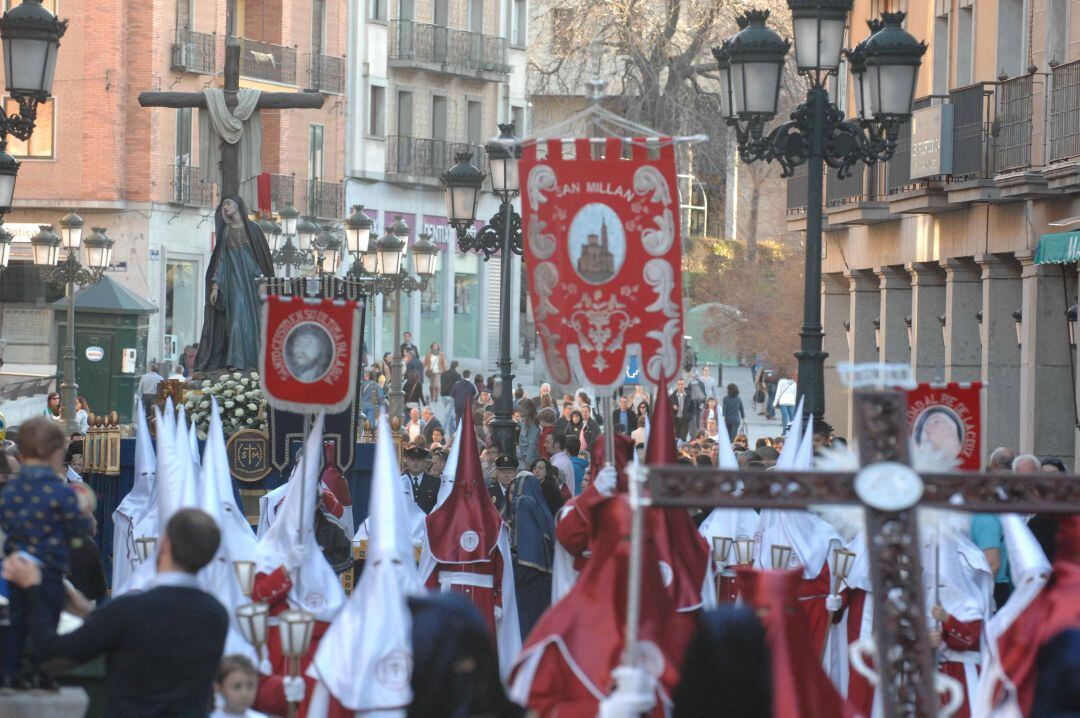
[644,389,1080,718]
[138,41,324,200]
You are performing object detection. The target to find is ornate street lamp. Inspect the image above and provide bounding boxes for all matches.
[271,203,313,279]
[443,122,524,455]
[0,0,67,157]
[313,225,341,276]
[0,146,18,216]
[713,4,925,428]
[36,215,111,435]
[1013,308,1023,348]
[296,215,319,254]
[0,223,11,274]
[279,203,299,237]
[1067,304,1078,349]
[343,204,373,258]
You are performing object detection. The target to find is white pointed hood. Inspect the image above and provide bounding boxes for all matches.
[255,413,345,622]
[112,400,159,591]
[756,407,840,578]
[699,413,758,544]
[173,405,200,514]
[433,420,462,510]
[310,413,420,712]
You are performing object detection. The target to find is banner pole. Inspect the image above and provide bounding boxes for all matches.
[297,412,310,584]
[622,459,646,667]
[602,393,616,470]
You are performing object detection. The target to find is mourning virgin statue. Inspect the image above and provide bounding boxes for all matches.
[194,196,275,373]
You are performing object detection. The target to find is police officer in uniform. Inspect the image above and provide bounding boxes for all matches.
[402,445,440,514]
[488,454,519,519]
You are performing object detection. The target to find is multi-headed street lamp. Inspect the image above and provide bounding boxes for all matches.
[32,211,113,434]
[713,4,925,426]
[442,122,523,456]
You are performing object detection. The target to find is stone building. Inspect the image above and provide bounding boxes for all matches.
[0,0,347,377]
[792,0,1080,466]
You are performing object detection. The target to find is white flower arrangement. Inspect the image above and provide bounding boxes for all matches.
[184,371,268,437]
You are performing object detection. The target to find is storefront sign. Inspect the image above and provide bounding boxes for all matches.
[905,382,981,470]
[521,136,684,391]
[910,104,953,179]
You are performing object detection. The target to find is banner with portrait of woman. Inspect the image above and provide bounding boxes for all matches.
[259,295,362,414]
[905,382,982,470]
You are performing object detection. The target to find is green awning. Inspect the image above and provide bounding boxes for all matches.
[1036,231,1080,264]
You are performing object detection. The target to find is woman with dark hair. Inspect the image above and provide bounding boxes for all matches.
[529,457,565,515]
[699,397,719,431]
[566,410,584,440]
[380,352,393,383]
[402,369,426,417]
[517,399,541,467]
[43,392,61,420]
[194,195,275,372]
[673,607,772,718]
[408,593,524,718]
[75,396,90,434]
[1030,456,1067,561]
[636,400,651,421]
[721,384,744,445]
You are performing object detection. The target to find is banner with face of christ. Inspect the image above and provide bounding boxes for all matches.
[520,137,683,391]
[260,295,361,414]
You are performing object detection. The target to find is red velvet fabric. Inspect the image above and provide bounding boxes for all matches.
[843,589,875,717]
[993,515,1080,715]
[736,568,862,718]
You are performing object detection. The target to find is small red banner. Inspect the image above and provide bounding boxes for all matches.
[905,382,982,470]
[259,295,361,414]
[520,137,684,391]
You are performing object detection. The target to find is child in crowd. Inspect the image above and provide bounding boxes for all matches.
[0,417,94,689]
[212,655,267,718]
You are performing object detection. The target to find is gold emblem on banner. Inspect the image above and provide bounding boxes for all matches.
[226,429,272,482]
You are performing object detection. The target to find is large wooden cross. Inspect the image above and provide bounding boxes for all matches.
[138,41,324,199]
[644,389,1080,718]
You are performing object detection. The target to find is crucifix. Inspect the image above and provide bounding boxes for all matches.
[641,388,1080,718]
[138,41,324,199]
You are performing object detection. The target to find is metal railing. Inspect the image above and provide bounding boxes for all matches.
[885,96,941,193]
[268,174,295,212]
[825,163,886,206]
[307,53,345,94]
[237,36,297,85]
[171,163,215,206]
[388,20,510,76]
[1050,59,1080,162]
[786,164,808,214]
[949,83,996,179]
[306,179,343,219]
[996,74,1034,172]
[0,374,56,402]
[386,135,486,182]
[172,29,216,75]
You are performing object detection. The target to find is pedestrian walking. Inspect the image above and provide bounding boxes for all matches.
[422,342,447,401]
[722,384,745,444]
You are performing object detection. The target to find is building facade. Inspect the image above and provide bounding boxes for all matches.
[0,0,347,377]
[344,0,530,375]
[792,0,1080,466]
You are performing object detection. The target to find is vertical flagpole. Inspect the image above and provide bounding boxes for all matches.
[618,386,645,668]
[297,412,311,586]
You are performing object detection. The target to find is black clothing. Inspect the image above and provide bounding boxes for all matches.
[581,418,601,448]
[423,418,445,444]
[441,368,462,397]
[68,537,108,603]
[488,482,511,519]
[400,342,420,359]
[554,416,571,436]
[405,472,440,514]
[539,478,565,516]
[612,408,634,433]
[403,378,426,407]
[30,581,227,717]
[1029,514,1060,562]
[451,379,478,419]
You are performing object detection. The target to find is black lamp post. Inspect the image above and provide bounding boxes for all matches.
[270,203,313,277]
[442,123,523,456]
[713,6,925,426]
[34,215,112,435]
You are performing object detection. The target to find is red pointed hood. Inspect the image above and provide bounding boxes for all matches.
[588,432,636,492]
[512,495,695,704]
[425,402,503,563]
[646,378,710,612]
[645,376,677,466]
[736,568,858,718]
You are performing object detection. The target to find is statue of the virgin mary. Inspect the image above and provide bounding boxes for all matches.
[194,195,275,373]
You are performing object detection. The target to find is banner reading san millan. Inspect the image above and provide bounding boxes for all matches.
[259,295,361,414]
[520,137,684,391]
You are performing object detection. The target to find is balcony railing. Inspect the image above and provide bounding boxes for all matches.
[307,179,343,220]
[885,97,940,193]
[171,164,215,207]
[826,163,886,206]
[238,37,297,85]
[997,74,1034,172]
[1050,59,1080,163]
[172,29,216,75]
[786,164,808,214]
[949,83,996,179]
[387,135,485,183]
[307,53,345,94]
[268,174,295,212]
[388,20,510,77]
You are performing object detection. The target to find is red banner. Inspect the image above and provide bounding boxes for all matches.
[905,382,982,470]
[259,295,361,414]
[520,137,683,391]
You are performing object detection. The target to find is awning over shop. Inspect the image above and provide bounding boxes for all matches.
[1035,231,1080,264]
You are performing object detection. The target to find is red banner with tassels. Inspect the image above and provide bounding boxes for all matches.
[520,137,684,391]
[905,382,982,470]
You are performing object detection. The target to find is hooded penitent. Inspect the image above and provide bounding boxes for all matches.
[509,490,695,717]
[309,413,421,715]
[111,398,158,593]
[419,402,521,677]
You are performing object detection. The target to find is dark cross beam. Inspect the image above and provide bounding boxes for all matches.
[645,389,1080,718]
[138,42,324,200]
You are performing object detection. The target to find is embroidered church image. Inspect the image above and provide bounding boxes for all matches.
[576,220,616,282]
